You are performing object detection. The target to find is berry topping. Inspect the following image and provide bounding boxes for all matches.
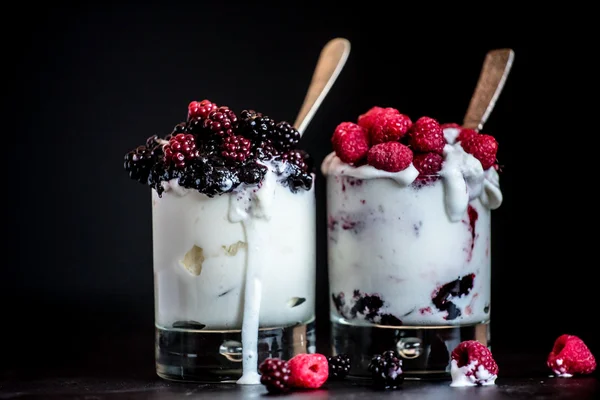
[273,121,301,151]
[450,340,498,386]
[357,106,400,132]
[456,128,478,143]
[280,149,310,172]
[327,354,351,380]
[124,145,158,184]
[238,161,268,185]
[368,350,404,390]
[441,122,461,130]
[163,133,200,169]
[460,134,498,170]
[236,109,277,143]
[259,358,292,394]
[252,139,279,161]
[332,122,370,164]
[413,152,444,177]
[369,112,413,145]
[201,106,238,139]
[288,353,329,389]
[407,116,446,154]
[178,156,239,197]
[221,135,251,163]
[367,142,413,172]
[547,334,596,377]
[188,99,217,121]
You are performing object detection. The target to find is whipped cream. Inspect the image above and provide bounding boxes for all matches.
[450,359,497,387]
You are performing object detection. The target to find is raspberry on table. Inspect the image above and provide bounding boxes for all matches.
[460,133,498,170]
[327,354,351,380]
[368,350,404,389]
[367,141,413,172]
[547,334,596,377]
[221,135,251,163]
[288,353,329,389]
[259,358,292,394]
[163,133,200,169]
[450,340,498,386]
[187,99,217,121]
[369,112,412,145]
[332,122,370,164]
[407,116,446,154]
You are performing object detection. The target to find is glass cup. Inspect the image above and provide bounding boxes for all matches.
[323,152,502,378]
[152,165,316,383]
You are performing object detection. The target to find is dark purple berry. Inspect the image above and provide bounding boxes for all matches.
[259,358,292,394]
[273,121,300,150]
[221,135,251,163]
[368,350,404,389]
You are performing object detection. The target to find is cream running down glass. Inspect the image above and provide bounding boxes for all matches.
[124,101,316,383]
[323,107,502,377]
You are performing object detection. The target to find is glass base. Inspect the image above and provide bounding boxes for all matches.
[155,319,316,382]
[331,317,490,379]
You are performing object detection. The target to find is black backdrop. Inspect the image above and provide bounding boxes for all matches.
[6,2,597,374]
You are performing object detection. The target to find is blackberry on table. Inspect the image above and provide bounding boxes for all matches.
[236,109,276,143]
[259,358,292,394]
[201,106,238,139]
[124,145,156,184]
[328,354,351,380]
[368,350,404,390]
[273,121,300,151]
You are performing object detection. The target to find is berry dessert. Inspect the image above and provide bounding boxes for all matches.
[259,354,329,393]
[368,350,405,389]
[323,106,503,375]
[547,334,596,377]
[123,100,316,384]
[449,340,498,387]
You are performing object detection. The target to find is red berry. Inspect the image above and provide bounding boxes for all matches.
[357,106,400,132]
[367,142,413,172]
[441,122,461,130]
[369,112,413,145]
[259,358,292,393]
[547,334,596,376]
[188,99,217,121]
[163,133,199,168]
[221,135,251,162]
[413,152,443,176]
[202,106,238,138]
[456,128,478,143]
[407,116,446,154]
[331,122,370,164]
[288,353,329,389]
[460,134,498,170]
[451,340,498,385]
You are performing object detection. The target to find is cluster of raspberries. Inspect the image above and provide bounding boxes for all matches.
[331,106,499,175]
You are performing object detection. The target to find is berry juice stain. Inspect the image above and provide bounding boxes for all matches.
[463,205,479,261]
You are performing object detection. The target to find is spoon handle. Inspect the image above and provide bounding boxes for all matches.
[463,48,515,131]
[294,38,351,135]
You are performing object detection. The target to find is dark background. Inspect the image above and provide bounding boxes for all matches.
[5,2,596,376]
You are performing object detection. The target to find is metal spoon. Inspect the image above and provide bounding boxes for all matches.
[293,38,351,136]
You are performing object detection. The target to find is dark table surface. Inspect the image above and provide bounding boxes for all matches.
[1,333,597,399]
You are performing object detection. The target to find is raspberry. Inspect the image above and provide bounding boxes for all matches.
[221,135,251,163]
[259,358,292,394]
[407,116,446,154]
[367,142,413,172]
[288,353,329,389]
[456,128,478,143]
[413,152,444,177]
[460,134,498,170]
[368,350,404,390]
[547,334,596,377]
[441,122,461,130]
[327,354,351,380]
[331,122,370,164]
[357,106,400,132]
[236,109,277,143]
[369,112,413,145]
[187,99,217,121]
[273,121,301,151]
[163,133,200,169]
[450,340,498,386]
[201,106,238,139]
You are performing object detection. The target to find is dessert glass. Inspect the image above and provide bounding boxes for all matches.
[323,127,503,378]
[152,163,317,383]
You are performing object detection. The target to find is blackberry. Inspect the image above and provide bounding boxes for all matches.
[273,121,301,151]
[124,145,155,184]
[236,109,276,143]
[201,106,237,139]
[178,156,240,197]
[221,135,251,163]
[259,358,292,394]
[187,99,217,121]
[199,138,222,157]
[279,163,313,193]
[147,161,181,197]
[164,122,187,142]
[145,134,160,149]
[238,161,268,185]
[252,139,279,161]
[368,350,404,390]
[327,354,351,380]
[279,149,311,172]
[185,116,203,136]
[163,134,200,169]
